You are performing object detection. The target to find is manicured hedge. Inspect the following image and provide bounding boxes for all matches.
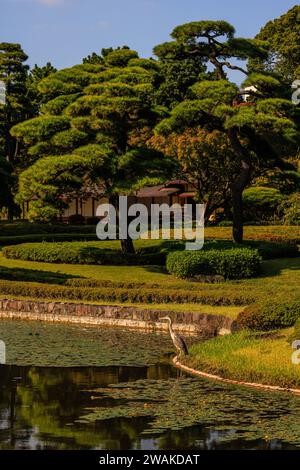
[0,223,96,236]
[245,240,298,260]
[2,242,166,266]
[166,248,261,280]
[237,300,300,331]
[202,240,298,260]
[0,279,253,305]
[205,226,300,244]
[0,233,99,246]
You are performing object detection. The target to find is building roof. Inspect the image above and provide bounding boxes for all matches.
[136,185,180,198]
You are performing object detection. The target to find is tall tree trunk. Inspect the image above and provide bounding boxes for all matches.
[109,194,135,254]
[120,238,135,254]
[228,130,251,244]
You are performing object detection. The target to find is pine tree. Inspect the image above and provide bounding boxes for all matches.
[153,21,299,242]
[12,49,173,252]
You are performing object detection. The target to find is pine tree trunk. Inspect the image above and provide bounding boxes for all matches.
[231,161,251,243]
[109,194,135,254]
[231,186,244,243]
[228,130,251,244]
[120,238,135,254]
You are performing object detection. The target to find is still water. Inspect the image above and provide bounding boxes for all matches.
[0,319,300,450]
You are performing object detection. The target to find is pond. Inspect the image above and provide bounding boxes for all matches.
[0,319,300,450]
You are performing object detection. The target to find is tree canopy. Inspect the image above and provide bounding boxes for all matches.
[12,49,173,251]
[152,20,299,242]
[251,5,300,83]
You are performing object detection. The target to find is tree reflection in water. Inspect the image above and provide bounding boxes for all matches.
[0,320,299,449]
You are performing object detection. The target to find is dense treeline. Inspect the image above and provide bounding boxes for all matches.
[0,6,299,251]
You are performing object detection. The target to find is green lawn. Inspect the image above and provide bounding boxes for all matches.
[0,253,299,318]
[186,329,300,388]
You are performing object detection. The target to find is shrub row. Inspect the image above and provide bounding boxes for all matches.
[0,266,70,285]
[2,243,166,266]
[166,248,261,280]
[202,240,298,260]
[242,240,298,260]
[0,279,254,305]
[65,278,231,290]
[0,223,96,236]
[205,226,300,244]
[0,233,99,246]
[237,300,300,330]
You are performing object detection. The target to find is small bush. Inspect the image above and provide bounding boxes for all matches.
[279,193,300,226]
[237,300,300,331]
[243,186,284,222]
[166,248,261,280]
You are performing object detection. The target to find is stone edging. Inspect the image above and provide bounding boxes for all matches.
[0,298,238,336]
[173,356,300,396]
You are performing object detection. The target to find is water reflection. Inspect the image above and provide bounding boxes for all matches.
[0,320,299,450]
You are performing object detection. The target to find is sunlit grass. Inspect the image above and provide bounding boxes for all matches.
[187,328,300,388]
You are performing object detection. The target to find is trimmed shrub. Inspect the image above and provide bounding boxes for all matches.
[0,223,96,236]
[280,193,300,226]
[245,240,298,260]
[68,214,86,225]
[202,239,298,260]
[205,226,300,244]
[166,248,261,280]
[2,242,166,266]
[237,300,300,331]
[243,186,284,222]
[0,279,254,305]
[85,217,100,225]
[0,233,99,246]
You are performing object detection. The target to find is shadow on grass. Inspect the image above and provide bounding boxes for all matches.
[0,266,80,285]
[259,257,300,278]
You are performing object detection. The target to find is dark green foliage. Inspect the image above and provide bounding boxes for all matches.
[26,62,57,115]
[237,300,300,330]
[245,240,298,260]
[242,186,284,222]
[153,19,299,244]
[0,222,96,236]
[67,214,86,225]
[11,49,172,234]
[0,278,253,306]
[203,239,299,260]
[85,217,100,225]
[251,5,300,83]
[0,156,17,214]
[279,193,300,226]
[292,318,300,342]
[166,248,261,279]
[2,242,166,266]
[0,233,98,246]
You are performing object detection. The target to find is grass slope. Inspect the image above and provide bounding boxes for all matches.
[186,329,300,388]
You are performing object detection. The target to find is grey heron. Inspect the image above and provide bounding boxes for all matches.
[160,316,188,356]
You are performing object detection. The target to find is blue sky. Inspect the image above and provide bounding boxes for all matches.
[1,0,297,74]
